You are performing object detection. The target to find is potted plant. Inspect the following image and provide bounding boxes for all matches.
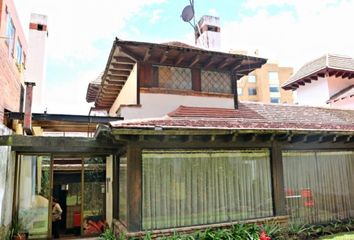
[8,218,27,240]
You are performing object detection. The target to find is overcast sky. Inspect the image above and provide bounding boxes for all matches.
[14,0,354,114]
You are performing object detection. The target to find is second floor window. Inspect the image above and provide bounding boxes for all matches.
[269,85,280,93]
[6,12,16,56]
[201,70,232,94]
[248,88,257,95]
[270,97,280,103]
[155,66,192,90]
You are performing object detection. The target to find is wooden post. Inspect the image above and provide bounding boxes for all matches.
[271,141,286,216]
[127,144,142,231]
[191,69,201,91]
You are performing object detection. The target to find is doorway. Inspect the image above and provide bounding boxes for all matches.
[16,154,107,239]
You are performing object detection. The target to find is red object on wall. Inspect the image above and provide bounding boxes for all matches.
[301,188,313,198]
[73,212,81,227]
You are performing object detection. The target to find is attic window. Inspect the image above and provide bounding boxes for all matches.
[37,24,44,31]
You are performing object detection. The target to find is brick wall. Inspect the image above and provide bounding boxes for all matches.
[0,44,23,123]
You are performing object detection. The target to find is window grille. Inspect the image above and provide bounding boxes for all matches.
[158,66,191,90]
[201,70,232,93]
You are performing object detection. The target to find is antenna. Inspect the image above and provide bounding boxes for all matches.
[180,0,201,44]
[181,5,194,22]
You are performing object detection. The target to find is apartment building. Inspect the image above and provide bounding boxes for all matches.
[238,62,294,104]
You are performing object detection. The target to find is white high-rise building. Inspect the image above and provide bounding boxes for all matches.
[195,15,221,50]
[25,13,48,112]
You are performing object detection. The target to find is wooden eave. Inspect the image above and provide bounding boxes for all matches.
[283,67,354,90]
[6,112,123,133]
[107,127,354,144]
[0,135,121,154]
[94,38,267,109]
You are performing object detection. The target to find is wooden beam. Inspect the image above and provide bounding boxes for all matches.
[310,75,318,80]
[204,57,219,69]
[109,69,130,76]
[114,56,136,64]
[175,53,185,65]
[160,51,169,63]
[119,46,142,61]
[143,47,152,61]
[111,63,133,70]
[189,55,201,68]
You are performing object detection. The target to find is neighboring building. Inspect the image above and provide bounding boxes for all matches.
[0,0,28,123]
[283,53,354,108]
[25,13,48,113]
[238,62,294,104]
[195,15,221,50]
[0,0,27,237]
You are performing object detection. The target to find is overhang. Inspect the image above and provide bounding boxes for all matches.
[92,38,267,109]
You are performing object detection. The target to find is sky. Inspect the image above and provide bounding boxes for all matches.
[14,0,354,115]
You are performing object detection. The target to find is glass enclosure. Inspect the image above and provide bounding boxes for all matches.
[142,149,273,230]
[283,151,354,224]
[18,155,51,239]
[119,155,127,225]
[83,157,106,236]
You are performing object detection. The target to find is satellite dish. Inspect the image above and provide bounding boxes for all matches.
[181,5,194,22]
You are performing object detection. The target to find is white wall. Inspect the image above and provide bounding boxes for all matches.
[119,93,234,120]
[327,75,354,96]
[109,64,137,116]
[25,14,48,113]
[196,31,221,50]
[296,77,330,106]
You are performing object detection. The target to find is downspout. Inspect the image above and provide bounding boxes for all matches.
[24,82,36,135]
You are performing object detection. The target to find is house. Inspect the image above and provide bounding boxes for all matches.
[86,39,354,237]
[282,54,354,108]
[0,38,353,239]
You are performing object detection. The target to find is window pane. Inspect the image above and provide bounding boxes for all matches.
[270,97,280,103]
[248,75,256,83]
[158,66,192,90]
[283,151,354,224]
[6,13,15,55]
[248,88,257,95]
[16,40,22,65]
[201,70,232,93]
[269,86,279,93]
[142,149,273,230]
[119,156,127,225]
[268,72,279,84]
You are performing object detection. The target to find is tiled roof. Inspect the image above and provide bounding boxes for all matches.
[283,54,354,89]
[328,85,354,103]
[110,102,354,132]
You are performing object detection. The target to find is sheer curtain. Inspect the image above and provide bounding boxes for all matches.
[142,149,273,230]
[283,151,354,224]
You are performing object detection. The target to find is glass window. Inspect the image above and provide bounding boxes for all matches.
[270,97,280,103]
[6,13,16,56]
[15,39,22,65]
[248,75,256,83]
[269,86,279,93]
[156,66,192,90]
[268,72,279,84]
[237,87,243,96]
[248,88,257,95]
[142,149,273,230]
[201,70,232,94]
[119,155,127,225]
[283,151,354,224]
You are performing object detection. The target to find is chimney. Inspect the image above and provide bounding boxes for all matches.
[195,15,221,50]
[25,13,48,113]
[24,82,35,135]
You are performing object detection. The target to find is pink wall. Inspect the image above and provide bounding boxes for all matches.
[330,97,354,109]
[0,0,28,122]
[327,75,353,97]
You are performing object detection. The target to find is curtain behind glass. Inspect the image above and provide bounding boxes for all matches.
[142,150,273,230]
[283,151,354,224]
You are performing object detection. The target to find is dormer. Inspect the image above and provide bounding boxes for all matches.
[86,38,267,119]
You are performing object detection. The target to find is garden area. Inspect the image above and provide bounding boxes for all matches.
[100,218,354,240]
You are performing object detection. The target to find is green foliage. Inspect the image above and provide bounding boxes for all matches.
[99,228,116,240]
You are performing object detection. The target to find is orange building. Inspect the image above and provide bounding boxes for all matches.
[237,62,294,104]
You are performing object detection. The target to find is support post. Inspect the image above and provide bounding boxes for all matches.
[24,82,36,135]
[271,141,286,216]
